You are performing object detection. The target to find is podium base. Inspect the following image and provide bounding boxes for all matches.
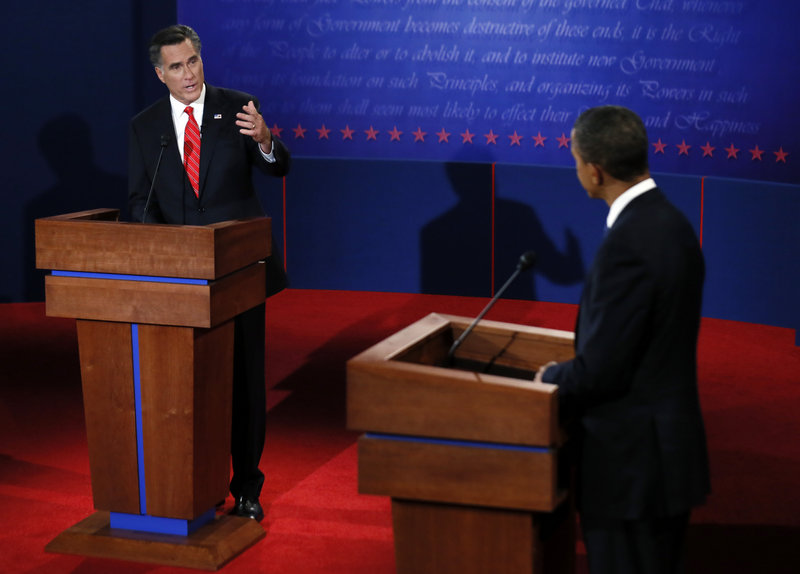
[45,511,265,571]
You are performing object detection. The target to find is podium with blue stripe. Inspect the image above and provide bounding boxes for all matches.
[36,209,268,570]
[347,313,577,574]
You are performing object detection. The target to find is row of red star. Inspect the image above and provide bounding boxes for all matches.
[650,138,787,162]
[269,123,790,163]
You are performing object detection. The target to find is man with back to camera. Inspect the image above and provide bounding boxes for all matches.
[534,106,710,573]
[128,24,291,522]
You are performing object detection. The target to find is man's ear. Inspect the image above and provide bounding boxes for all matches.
[589,163,604,186]
[154,66,165,84]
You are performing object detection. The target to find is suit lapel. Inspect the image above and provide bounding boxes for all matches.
[198,85,223,197]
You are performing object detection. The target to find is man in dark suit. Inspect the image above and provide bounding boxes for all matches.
[534,106,710,573]
[128,25,291,522]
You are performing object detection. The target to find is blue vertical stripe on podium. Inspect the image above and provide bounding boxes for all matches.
[131,324,147,515]
[108,322,216,536]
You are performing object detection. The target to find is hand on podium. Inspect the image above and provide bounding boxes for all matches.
[533,361,557,384]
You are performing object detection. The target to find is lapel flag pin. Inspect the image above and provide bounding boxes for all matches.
[214,114,222,119]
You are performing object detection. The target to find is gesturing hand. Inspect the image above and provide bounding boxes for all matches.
[236,100,272,154]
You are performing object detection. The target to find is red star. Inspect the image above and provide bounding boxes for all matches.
[412,127,427,142]
[532,132,547,147]
[461,129,475,144]
[508,131,523,146]
[436,128,450,143]
[340,125,354,140]
[701,142,715,157]
[774,147,789,163]
[749,145,764,161]
[677,140,691,156]
[293,124,307,139]
[388,126,403,141]
[724,143,739,159]
[364,126,379,141]
[317,124,330,140]
[556,133,571,148]
[484,130,498,145]
[270,124,283,138]
[652,139,667,154]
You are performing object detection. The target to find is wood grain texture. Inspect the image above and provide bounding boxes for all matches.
[45,511,265,571]
[191,322,235,516]
[35,211,270,279]
[44,263,265,328]
[347,313,573,447]
[138,323,233,519]
[391,500,574,574]
[392,501,536,574]
[76,320,140,514]
[357,435,564,512]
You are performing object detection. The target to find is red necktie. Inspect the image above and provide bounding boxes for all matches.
[184,106,201,197]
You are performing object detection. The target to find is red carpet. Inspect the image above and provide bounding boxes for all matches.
[1,289,799,573]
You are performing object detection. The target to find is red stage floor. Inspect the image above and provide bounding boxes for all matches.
[1,289,799,573]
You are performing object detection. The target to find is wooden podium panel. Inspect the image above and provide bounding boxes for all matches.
[36,210,270,569]
[35,208,270,279]
[77,320,140,514]
[76,320,233,518]
[357,435,562,512]
[393,501,538,574]
[392,499,574,574]
[348,312,573,447]
[347,312,576,574]
[138,322,233,519]
[43,264,264,328]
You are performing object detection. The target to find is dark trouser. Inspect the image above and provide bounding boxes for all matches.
[581,512,690,574]
[229,303,266,500]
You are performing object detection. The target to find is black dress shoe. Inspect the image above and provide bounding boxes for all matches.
[232,496,264,522]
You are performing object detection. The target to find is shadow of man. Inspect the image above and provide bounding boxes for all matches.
[24,114,127,301]
[420,148,584,300]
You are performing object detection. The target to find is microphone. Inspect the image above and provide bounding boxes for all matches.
[142,134,170,223]
[446,251,536,366]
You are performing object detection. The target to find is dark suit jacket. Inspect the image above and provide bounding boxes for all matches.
[543,188,710,520]
[128,84,290,293]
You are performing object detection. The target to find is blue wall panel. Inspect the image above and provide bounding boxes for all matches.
[702,178,800,336]
[283,159,798,340]
[285,158,492,295]
[655,173,704,238]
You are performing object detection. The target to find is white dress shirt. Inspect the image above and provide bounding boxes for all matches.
[606,177,656,229]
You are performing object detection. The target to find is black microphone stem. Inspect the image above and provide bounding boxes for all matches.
[446,251,536,366]
[142,135,170,223]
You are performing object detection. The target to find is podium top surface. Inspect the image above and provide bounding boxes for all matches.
[35,209,271,280]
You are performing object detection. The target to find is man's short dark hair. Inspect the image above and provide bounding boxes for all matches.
[149,25,202,68]
[572,106,649,182]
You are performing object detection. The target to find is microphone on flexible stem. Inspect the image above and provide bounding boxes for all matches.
[446,250,536,366]
[142,134,170,223]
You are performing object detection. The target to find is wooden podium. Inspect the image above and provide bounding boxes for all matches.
[35,209,268,570]
[347,312,577,574]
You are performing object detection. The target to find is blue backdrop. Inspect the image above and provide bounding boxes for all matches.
[183,0,797,183]
[3,2,797,343]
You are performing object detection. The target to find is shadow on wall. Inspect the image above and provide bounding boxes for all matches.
[421,148,584,300]
[24,114,127,301]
